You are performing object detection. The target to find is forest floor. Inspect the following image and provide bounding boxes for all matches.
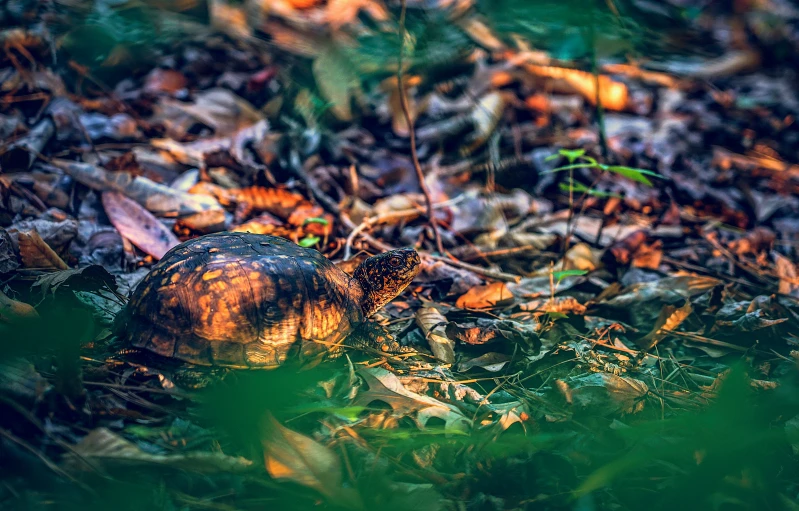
[2,1,799,510]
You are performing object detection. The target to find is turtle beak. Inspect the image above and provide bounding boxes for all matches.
[401,248,421,278]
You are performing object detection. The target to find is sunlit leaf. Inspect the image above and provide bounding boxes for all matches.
[302,217,330,226]
[261,413,362,507]
[604,165,659,186]
[298,235,320,247]
[558,148,585,163]
[552,269,588,283]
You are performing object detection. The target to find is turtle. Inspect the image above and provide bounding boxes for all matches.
[113,232,421,373]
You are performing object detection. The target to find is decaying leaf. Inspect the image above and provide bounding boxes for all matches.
[458,352,511,372]
[716,309,788,333]
[468,91,505,150]
[525,65,629,110]
[774,252,799,297]
[62,427,253,475]
[17,230,69,270]
[456,282,514,309]
[262,412,362,507]
[52,159,223,219]
[445,318,540,350]
[352,368,471,432]
[415,307,455,364]
[32,265,116,300]
[0,288,39,325]
[635,300,693,350]
[326,0,388,30]
[519,296,586,315]
[559,372,649,415]
[0,358,51,402]
[155,88,263,137]
[101,191,180,259]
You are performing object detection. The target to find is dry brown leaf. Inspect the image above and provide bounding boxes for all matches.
[636,301,693,350]
[525,64,628,111]
[151,119,270,169]
[456,282,514,309]
[17,230,69,270]
[415,307,454,364]
[632,240,663,270]
[52,159,223,218]
[458,352,511,372]
[561,242,599,272]
[143,69,188,96]
[774,252,799,297]
[209,0,253,39]
[519,297,586,315]
[261,412,356,505]
[156,89,263,137]
[231,213,285,235]
[102,191,180,260]
[0,288,39,325]
[62,427,252,475]
[260,21,325,57]
[326,0,388,30]
[352,367,470,431]
[287,0,322,8]
[467,91,506,152]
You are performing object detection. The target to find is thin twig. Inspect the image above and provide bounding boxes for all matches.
[340,213,520,282]
[396,0,445,255]
[424,253,521,283]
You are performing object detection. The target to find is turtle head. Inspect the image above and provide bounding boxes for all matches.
[353,247,421,316]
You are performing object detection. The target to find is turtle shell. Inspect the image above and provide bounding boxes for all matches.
[116,232,363,368]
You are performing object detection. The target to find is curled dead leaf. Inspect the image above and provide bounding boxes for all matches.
[62,427,253,475]
[353,367,471,432]
[0,288,39,325]
[456,282,514,309]
[52,159,223,218]
[635,300,692,350]
[261,412,350,502]
[525,65,629,111]
[17,230,69,270]
[415,307,455,364]
[519,297,586,315]
[101,191,180,260]
[774,252,799,297]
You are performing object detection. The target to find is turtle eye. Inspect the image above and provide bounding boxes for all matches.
[388,256,402,267]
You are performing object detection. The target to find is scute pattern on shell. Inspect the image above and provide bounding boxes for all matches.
[117,232,362,368]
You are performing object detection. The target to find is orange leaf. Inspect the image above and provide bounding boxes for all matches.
[0,288,39,324]
[456,282,514,309]
[17,230,69,270]
[326,0,388,30]
[102,191,180,260]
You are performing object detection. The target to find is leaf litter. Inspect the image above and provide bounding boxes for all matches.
[2,1,799,510]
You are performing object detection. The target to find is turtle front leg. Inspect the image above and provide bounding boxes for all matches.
[350,321,414,355]
[173,366,228,390]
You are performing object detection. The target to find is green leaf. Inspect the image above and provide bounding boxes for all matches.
[552,269,588,283]
[546,311,569,320]
[544,163,599,173]
[604,165,659,186]
[558,182,622,199]
[302,217,329,226]
[558,148,586,163]
[298,236,320,247]
[545,148,586,164]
